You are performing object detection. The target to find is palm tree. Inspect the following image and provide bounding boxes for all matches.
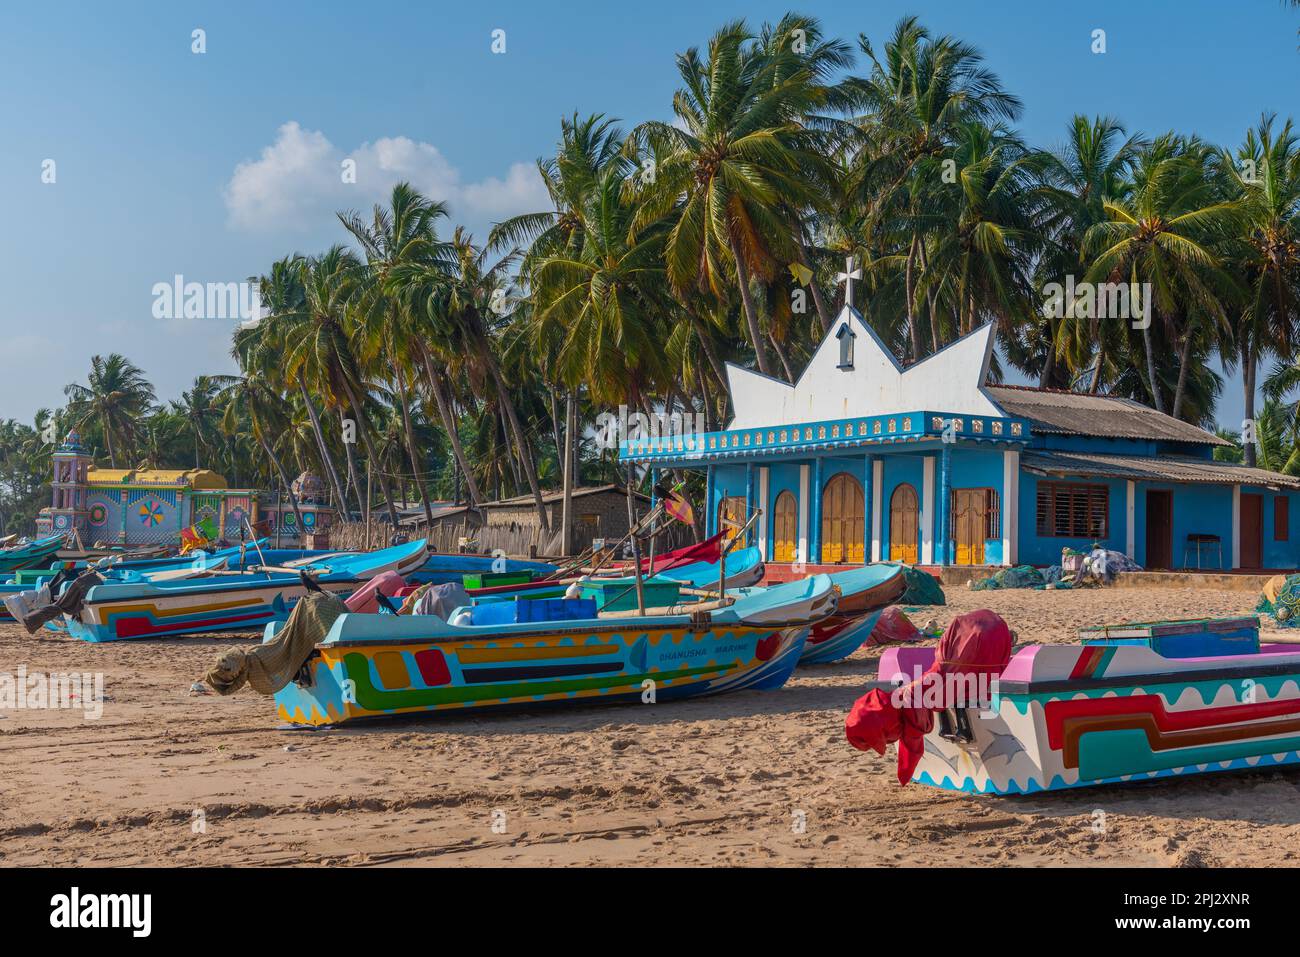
[392,230,551,529]
[1223,114,1300,464]
[220,373,305,529]
[173,374,237,468]
[241,255,351,510]
[340,182,455,527]
[1082,136,1243,416]
[64,354,157,467]
[843,16,1023,359]
[633,19,833,376]
[1037,115,1142,389]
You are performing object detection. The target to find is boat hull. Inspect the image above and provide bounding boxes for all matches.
[796,564,907,665]
[881,639,1300,794]
[65,540,428,641]
[66,578,357,642]
[275,618,809,725]
[801,608,887,665]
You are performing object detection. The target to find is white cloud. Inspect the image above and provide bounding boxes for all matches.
[223,122,548,236]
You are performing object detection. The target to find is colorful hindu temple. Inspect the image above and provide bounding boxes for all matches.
[35,431,336,547]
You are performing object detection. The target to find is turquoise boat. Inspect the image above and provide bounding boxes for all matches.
[61,540,429,642]
[271,574,838,725]
[0,534,66,573]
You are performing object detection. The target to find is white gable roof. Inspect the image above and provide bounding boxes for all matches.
[725,307,1003,430]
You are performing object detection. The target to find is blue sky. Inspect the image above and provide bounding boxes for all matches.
[1,0,1297,429]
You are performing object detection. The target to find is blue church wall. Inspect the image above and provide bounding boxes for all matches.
[1132,483,1231,569]
[1016,473,1128,566]
[764,462,802,557]
[1036,434,1157,456]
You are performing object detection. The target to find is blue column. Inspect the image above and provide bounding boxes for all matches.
[810,457,824,564]
[937,442,953,565]
[864,453,873,564]
[650,467,659,511]
[705,466,715,536]
[744,463,755,547]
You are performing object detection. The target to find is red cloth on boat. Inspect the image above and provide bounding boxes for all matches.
[846,609,1013,785]
[345,570,407,613]
[625,531,727,575]
[867,606,922,646]
[846,688,934,784]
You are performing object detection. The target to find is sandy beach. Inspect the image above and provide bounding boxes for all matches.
[3,585,1299,868]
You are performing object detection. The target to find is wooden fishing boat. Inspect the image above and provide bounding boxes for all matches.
[0,535,66,573]
[271,574,838,725]
[798,563,908,664]
[62,540,428,642]
[875,616,1300,794]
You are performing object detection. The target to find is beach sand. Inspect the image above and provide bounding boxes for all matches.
[3,585,1299,867]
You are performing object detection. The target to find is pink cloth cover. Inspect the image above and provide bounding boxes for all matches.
[345,570,407,613]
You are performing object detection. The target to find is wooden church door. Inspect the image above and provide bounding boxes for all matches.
[821,473,865,563]
[889,483,919,564]
[951,489,988,565]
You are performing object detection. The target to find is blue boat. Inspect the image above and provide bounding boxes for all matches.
[62,540,429,642]
[407,552,558,585]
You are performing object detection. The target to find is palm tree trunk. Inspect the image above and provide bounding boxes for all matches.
[102,413,117,468]
[340,378,399,529]
[1142,320,1165,414]
[1171,329,1195,421]
[794,231,833,332]
[339,409,366,517]
[298,383,348,510]
[916,239,940,351]
[682,305,728,388]
[561,390,576,556]
[1089,343,1106,394]
[905,234,922,361]
[771,335,796,381]
[727,231,774,375]
[258,432,305,530]
[1243,338,1258,467]
[1039,319,1057,389]
[394,363,434,528]
[421,354,483,506]
[482,349,550,531]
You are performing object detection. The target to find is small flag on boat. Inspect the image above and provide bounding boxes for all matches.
[180,517,218,550]
[664,492,694,526]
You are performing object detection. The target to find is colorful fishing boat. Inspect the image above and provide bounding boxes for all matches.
[876,616,1300,794]
[62,539,428,642]
[0,534,66,573]
[797,563,908,664]
[271,574,838,725]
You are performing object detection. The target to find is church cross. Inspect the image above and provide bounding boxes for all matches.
[835,255,861,307]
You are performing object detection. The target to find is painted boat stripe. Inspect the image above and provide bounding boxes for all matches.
[456,643,620,664]
[461,661,627,683]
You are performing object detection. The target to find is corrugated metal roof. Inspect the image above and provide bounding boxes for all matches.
[1021,450,1300,489]
[985,385,1229,446]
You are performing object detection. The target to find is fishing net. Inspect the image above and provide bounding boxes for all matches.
[895,565,946,606]
[970,564,1045,591]
[1258,574,1300,627]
